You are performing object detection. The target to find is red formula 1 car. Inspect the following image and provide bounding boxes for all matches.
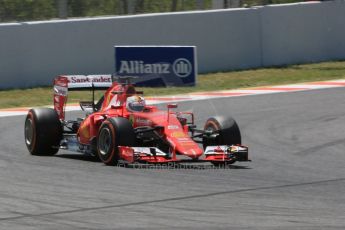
[24,75,249,166]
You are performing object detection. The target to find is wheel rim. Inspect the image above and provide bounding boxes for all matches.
[206,125,216,132]
[25,118,34,146]
[204,122,220,147]
[98,127,112,156]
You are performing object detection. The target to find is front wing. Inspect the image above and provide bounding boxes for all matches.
[118,145,250,164]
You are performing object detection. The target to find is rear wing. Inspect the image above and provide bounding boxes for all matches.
[56,75,113,90]
[53,75,113,120]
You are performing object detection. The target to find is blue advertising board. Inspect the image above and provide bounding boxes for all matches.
[114,46,197,87]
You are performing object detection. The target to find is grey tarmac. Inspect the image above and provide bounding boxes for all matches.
[0,87,344,229]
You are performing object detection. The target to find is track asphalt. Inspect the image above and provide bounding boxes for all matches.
[0,82,344,229]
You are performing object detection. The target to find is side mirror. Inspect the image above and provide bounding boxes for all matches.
[167,104,177,122]
[111,105,122,109]
[167,104,178,109]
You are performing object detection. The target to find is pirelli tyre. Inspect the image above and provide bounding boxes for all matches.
[203,116,241,166]
[203,116,241,148]
[24,108,63,155]
[97,117,136,166]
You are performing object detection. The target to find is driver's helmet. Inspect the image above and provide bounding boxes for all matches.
[126,95,146,112]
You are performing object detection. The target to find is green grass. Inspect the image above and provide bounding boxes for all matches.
[1,61,345,109]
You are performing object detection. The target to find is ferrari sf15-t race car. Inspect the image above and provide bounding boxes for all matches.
[24,75,249,166]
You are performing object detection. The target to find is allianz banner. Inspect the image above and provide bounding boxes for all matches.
[114,46,197,87]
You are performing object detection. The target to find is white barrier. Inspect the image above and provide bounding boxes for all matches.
[0,1,344,89]
[261,1,345,66]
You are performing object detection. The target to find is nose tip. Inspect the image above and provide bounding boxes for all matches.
[183,148,203,159]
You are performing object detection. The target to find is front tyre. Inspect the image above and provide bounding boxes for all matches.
[203,116,241,148]
[24,108,62,155]
[97,117,136,166]
[203,116,241,166]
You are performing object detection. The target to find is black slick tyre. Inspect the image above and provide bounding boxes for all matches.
[97,117,136,166]
[24,108,62,155]
[203,116,241,166]
[203,116,241,148]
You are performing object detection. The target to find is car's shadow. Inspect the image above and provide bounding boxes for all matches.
[125,163,250,170]
[55,154,100,162]
[55,153,251,170]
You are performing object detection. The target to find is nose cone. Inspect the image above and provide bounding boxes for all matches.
[179,146,203,159]
[163,119,204,159]
[173,140,203,159]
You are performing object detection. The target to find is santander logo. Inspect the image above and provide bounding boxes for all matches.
[69,76,111,83]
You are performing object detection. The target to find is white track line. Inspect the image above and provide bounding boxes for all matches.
[1,79,345,118]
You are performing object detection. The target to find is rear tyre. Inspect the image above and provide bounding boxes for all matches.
[24,108,62,155]
[97,117,136,166]
[203,116,241,166]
